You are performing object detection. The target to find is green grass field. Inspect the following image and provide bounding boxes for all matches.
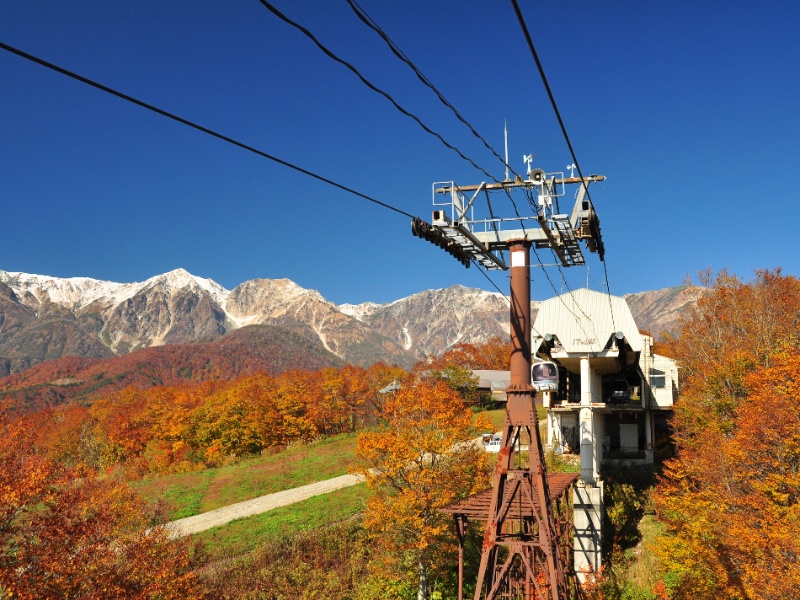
[481,404,548,432]
[135,408,536,526]
[194,483,368,560]
[134,432,361,519]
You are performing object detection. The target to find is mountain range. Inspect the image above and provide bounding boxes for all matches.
[0,268,696,379]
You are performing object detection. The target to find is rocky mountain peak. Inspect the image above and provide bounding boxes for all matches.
[0,270,126,311]
[0,269,697,377]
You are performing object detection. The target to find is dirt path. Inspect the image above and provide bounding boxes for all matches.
[163,473,365,539]
[163,433,492,539]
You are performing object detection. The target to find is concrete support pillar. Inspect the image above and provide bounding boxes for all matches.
[579,356,594,484]
[574,355,604,586]
[593,412,604,473]
[645,409,654,463]
[580,356,591,405]
[574,480,604,582]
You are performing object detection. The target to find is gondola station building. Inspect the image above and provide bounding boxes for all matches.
[531,287,679,577]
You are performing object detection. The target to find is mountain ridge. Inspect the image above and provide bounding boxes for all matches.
[0,269,695,378]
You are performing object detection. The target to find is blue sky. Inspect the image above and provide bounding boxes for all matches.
[2,1,799,305]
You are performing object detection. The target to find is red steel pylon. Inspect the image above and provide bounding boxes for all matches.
[473,240,569,600]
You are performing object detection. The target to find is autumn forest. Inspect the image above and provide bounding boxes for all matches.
[3,270,800,599]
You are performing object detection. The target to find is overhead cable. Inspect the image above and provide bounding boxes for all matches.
[529,244,596,341]
[345,0,522,180]
[0,40,415,220]
[472,263,551,339]
[509,0,615,332]
[257,0,498,183]
[258,0,531,237]
[509,0,595,212]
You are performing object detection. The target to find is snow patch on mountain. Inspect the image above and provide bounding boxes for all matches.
[401,325,412,350]
[0,270,126,309]
[338,302,383,322]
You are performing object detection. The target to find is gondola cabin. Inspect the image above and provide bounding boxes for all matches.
[532,361,559,392]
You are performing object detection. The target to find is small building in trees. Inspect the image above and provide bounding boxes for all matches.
[472,369,512,402]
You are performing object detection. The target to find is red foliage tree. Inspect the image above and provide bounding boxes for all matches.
[0,417,205,599]
[653,269,800,597]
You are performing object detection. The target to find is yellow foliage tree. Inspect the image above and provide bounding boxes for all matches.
[653,270,800,598]
[356,376,492,600]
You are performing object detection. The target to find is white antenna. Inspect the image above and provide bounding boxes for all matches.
[504,120,510,181]
[567,163,577,178]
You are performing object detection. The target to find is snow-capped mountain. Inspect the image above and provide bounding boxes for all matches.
[356,285,512,357]
[0,269,508,375]
[0,268,693,378]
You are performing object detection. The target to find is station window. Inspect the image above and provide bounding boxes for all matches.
[649,368,666,389]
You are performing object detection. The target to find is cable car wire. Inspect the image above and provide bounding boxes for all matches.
[257,0,498,183]
[509,0,616,333]
[344,0,522,180]
[0,40,416,221]
[472,261,549,339]
[509,0,594,213]
[257,0,530,236]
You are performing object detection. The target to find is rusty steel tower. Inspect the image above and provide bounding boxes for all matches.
[413,162,605,600]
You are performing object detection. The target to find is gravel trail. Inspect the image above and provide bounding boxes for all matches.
[163,433,492,539]
[163,473,365,538]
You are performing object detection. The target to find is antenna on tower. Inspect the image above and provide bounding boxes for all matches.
[504,120,510,181]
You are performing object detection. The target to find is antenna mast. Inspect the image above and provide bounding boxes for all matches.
[504,121,510,181]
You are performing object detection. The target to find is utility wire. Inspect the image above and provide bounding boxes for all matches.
[510,0,615,333]
[346,0,533,233]
[530,244,595,341]
[344,0,522,180]
[258,0,530,235]
[340,0,567,339]
[0,38,523,304]
[509,0,594,212]
[0,40,416,220]
[472,261,550,339]
[474,262,510,306]
[257,0,498,183]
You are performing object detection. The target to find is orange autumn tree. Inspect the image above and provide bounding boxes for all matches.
[424,336,510,371]
[652,269,800,598]
[355,376,492,600]
[0,417,205,599]
[660,268,800,440]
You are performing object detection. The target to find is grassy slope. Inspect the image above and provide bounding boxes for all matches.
[139,409,555,560]
[195,484,368,560]
[135,432,360,519]
[480,404,547,432]
[141,409,514,521]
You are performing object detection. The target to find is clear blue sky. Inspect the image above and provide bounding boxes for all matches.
[2,1,799,305]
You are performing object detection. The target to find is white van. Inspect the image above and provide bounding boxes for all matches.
[484,434,502,453]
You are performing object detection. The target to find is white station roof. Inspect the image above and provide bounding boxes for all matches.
[533,288,643,354]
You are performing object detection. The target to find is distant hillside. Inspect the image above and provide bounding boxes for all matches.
[624,286,703,339]
[0,324,342,415]
[0,269,701,382]
[0,270,512,375]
